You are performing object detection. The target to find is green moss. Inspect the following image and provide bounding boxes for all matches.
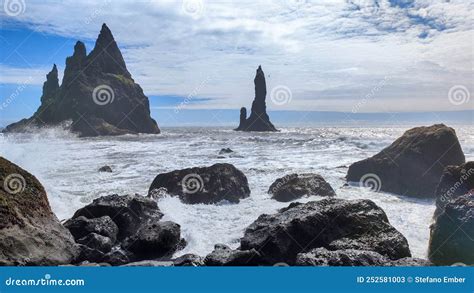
[113,74,134,86]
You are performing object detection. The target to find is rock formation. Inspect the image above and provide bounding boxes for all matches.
[346,124,465,198]
[240,198,411,265]
[204,244,263,266]
[0,156,78,265]
[434,161,474,218]
[296,248,432,266]
[148,163,251,204]
[268,173,336,202]
[235,66,277,132]
[429,193,473,265]
[65,194,183,264]
[4,23,160,137]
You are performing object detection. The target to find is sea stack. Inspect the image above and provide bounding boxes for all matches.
[235,66,277,132]
[4,23,160,137]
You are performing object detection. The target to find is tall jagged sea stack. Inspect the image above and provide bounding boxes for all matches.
[4,24,160,137]
[236,66,277,132]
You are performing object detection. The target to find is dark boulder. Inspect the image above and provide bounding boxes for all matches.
[240,198,411,265]
[3,23,160,137]
[219,148,234,155]
[0,156,77,265]
[64,215,119,243]
[67,194,184,265]
[204,244,264,266]
[429,193,473,265]
[296,248,432,267]
[346,124,465,198]
[173,254,205,266]
[76,233,114,253]
[71,194,162,240]
[434,161,474,218]
[102,249,131,266]
[148,163,250,204]
[296,248,388,266]
[123,219,182,260]
[98,165,113,173]
[268,173,336,202]
[74,244,105,264]
[235,66,277,132]
[387,257,433,266]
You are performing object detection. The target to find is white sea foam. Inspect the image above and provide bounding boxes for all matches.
[1,126,472,258]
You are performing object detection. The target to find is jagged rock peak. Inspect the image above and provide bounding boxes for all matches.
[42,64,59,95]
[46,64,58,83]
[235,65,277,132]
[88,23,129,77]
[73,41,87,58]
[3,24,160,137]
[96,23,115,47]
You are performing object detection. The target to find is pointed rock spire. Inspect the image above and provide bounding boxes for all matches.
[73,41,87,58]
[40,64,59,104]
[235,66,277,132]
[88,23,130,77]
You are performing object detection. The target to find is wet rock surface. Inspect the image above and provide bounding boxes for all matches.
[66,194,183,265]
[268,173,336,202]
[204,244,264,266]
[429,193,473,265]
[434,161,474,218]
[347,124,465,198]
[240,198,411,265]
[0,156,77,265]
[148,163,250,204]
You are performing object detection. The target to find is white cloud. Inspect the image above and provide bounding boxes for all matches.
[1,0,473,112]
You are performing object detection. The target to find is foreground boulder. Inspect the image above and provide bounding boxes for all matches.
[429,193,473,265]
[204,244,263,266]
[434,161,474,218]
[66,194,183,265]
[296,248,388,266]
[268,173,336,202]
[346,124,465,198]
[123,219,181,260]
[148,163,250,204]
[0,157,77,265]
[235,66,277,132]
[240,198,411,265]
[71,194,163,240]
[296,248,432,267]
[3,24,159,137]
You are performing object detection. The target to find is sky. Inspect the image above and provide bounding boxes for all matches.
[0,0,473,127]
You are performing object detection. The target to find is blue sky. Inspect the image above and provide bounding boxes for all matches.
[0,0,473,127]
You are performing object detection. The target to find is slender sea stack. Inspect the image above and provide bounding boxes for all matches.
[235,66,277,132]
[4,23,160,137]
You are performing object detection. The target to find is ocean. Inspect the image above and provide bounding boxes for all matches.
[1,125,473,259]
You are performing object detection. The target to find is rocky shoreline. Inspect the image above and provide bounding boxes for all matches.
[1,124,472,266]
